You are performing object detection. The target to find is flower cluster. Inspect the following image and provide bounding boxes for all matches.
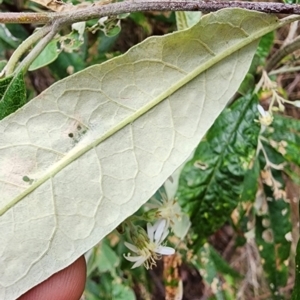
[124,219,175,269]
[123,190,190,269]
[150,192,182,228]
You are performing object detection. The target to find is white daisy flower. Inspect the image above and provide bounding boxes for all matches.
[124,219,175,269]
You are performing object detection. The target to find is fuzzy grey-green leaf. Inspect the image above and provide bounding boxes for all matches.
[0,9,278,299]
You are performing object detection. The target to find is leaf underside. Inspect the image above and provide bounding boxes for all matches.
[0,9,278,299]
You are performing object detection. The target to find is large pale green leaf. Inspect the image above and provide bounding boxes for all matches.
[0,8,278,299]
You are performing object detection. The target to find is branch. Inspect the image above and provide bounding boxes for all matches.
[1,1,300,24]
[5,25,52,75]
[15,22,60,73]
[266,35,300,72]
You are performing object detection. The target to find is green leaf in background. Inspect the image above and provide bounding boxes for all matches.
[49,50,86,79]
[85,239,136,300]
[0,24,20,49]
[86,240,119,276]
[0,70,27,120]
[249,31,274,74]
[175,11,202,30]
[209,245,242,279]
[255,148,291,298]
[193,244,240,300]
[129,12,152,34]
[86,273,136,300]
[255,197,291,298]
[240,32,274,95]
[256,32,275,62]
[29,39,59,71]
[264,115,300,166]
[60,31,85,54]
[112,282,136,300]
[261,114,300,185]
[240,157,260,202]
[97,241,120,273]
[238,73,255,96]
[98,16,122,37]
[85,279,103,300]
[0,60,7,72]
[283,0,299,4]
[0,9,279,299]
[177,94,260,248]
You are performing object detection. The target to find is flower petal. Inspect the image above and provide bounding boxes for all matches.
[124,254,142,262]
[156,245,175,255]
[160,227,169,243]
[147,222,154,242]
[154,219,167,242]
[257,104,266,116]
[131,257,147,269]
[149,198,162,207]
[124,242,139,253]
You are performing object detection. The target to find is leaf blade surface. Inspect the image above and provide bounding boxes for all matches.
[0,9,278,299]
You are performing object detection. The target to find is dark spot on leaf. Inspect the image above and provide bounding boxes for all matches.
[77,125,82,130]
[68,133,74,138]
[23,176,34,184]
[23,176,30,182]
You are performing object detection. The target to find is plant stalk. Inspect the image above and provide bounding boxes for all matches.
[5,25,52,75]
[1,1,300,24]
[266,35,300,72]
[15,22,61,73]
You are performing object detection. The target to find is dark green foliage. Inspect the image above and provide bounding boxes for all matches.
[254,115,296,298]
[208,245,242,279]
[0,70,27,120]
[191,244,241,298]
[264,115,300,166]
[86,238,143,300]
[249,32,274,74]
[263,114,300,185]
[283,0,299,4]
[0,25,20,49]
[177,94,260,248]
[241,157,260,202]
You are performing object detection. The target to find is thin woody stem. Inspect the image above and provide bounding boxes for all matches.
[2,0,300,74]
[0,12,54,24]
[1,1,300,24]
[266,35,300,72]
[5,24,52,75]
[15,21,61,73]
